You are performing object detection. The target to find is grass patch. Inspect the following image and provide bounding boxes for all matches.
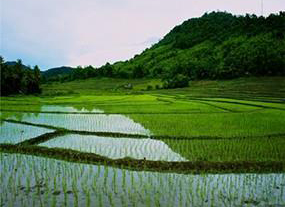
[41,78,162,95]
[130,109,285,138]
[164,136,285,162]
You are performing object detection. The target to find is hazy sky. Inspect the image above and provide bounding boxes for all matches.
[1,0,284,70]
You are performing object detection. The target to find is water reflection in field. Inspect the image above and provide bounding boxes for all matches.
[40,134,186,161]
[0,122,54,144]
[0,153,284,207]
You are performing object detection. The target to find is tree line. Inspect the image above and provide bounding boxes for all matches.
[0,57,41,96]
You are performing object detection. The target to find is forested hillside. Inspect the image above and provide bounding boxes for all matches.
[0,57,41,96]
[56,12,285,88]
[114,12,285,85]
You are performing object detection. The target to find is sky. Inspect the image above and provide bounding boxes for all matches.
[1,0,284,70]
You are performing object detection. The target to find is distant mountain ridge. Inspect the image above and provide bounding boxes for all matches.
[3,61,74,82]
[41,66,74,80]
[4,61,31,70]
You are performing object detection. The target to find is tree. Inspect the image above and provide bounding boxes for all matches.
[217,34,285,78]
[163,74,189,89]
[102,63,113,77]
[132,65,145,78]
[1,58,42,96]
[34,65,41,82]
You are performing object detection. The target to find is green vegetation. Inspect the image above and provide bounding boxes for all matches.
[1,76,285,172]
[37,76,285,99]
[41,66,74,82]
[163,136,285,162]
[1,153,284,207]
[130,109,285,138]
[162,74,190,89]
[41,77,162,95]
[0,57,41,96]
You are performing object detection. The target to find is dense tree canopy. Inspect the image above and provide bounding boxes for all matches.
[0,57,41,96]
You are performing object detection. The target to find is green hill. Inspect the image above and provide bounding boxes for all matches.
[59,12,285,89]
[112,12,285,82]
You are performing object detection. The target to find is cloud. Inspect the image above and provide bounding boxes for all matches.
[1,0,284,70]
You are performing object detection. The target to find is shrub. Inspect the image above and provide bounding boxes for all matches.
[146,85,153,90]
[163,74,190,89]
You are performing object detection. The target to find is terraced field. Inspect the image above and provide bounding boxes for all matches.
[1,80,285,206]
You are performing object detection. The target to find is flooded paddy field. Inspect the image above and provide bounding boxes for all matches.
[1,94,285,206]
[1,153,285,207]
[0,122,54,144]
[2,112,150,135]
[39,134,186,162]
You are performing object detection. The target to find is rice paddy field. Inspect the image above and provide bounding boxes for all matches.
[1,77,285,206]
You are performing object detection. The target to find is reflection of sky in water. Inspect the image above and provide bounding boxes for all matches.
[1,153,285,207]
[0,122,54,144]
[8,113,151,135]
[41,105,104,113]
[40,134,187,161]
[2,106,150,136]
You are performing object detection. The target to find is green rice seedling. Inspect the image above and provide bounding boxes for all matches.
[63,192,68,207]
[98,192,103,207]
[86,189,91,207]
[62,175,67,194]
[120,194,127,207]
[155,191,161,207]
[92,174,97,193]
[73,183,78,207]
[51,193,57,207]
[107,192,115,207]
[53,175,58,194]
[26,173,31,194]
[122,168,126,192]
[112,168,118,195]
[144,185,151,207]
[1,134,285,206]
[103,166,109,186]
